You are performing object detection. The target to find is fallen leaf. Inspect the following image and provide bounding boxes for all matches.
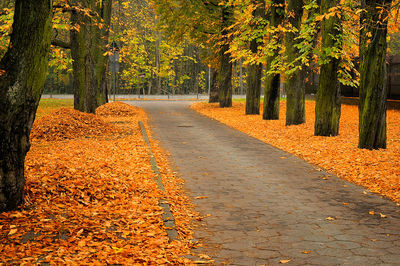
[112,246,124,253]
[195,196,208,199]
[198,254,211,260]
[379,213,387,218]
[194,260,215,264]
[326,217,335,221]
[369,211,375,215]
[280,259,291,264]
[8,229,17,235]
[302,250,311,254]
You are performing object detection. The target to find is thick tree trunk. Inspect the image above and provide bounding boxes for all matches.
[358,0,391,149]
[314,0,341,136]
[285,0,306,125]
[209,68,219,103]
[218,6,233,108]
[0,0,53,212]
[263,0,284,120]
[246,62,262,114]
[71,0,112,113]
[246,0,266,115]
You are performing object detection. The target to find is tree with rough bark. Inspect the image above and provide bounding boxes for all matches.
[314,0,342,136]
[246,0,266,115]
[70,0,112,113]
[218,5,234,108]
[285,0,306,125]
[209,68,220,103]
[263,0,284,120]
[358,0,392,149]
[0,0,53,211]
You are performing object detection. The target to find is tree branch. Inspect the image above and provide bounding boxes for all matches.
[51,39,71,49]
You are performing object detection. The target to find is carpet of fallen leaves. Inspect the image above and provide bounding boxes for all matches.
[192,101,400,203]
[0,101,197,264]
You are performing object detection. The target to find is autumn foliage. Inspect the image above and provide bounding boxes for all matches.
[192,101,400,203]
[0,101,197,264]
[30,108,119,142]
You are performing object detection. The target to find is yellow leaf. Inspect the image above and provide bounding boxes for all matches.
[379,213,387,218]
[199,254,211,260]
[326,217,335,221]
[8,229,17,235]
[280,259,291,264]
[112,246,124,253]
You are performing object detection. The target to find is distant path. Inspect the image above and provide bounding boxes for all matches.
[128,101,400,265]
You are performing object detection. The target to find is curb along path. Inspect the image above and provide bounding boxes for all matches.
[132,101,400,265]
[139,121,178,241]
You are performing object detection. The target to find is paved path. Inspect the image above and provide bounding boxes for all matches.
[129,101,400,265]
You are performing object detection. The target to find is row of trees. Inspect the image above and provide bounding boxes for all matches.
[153,0,396,150]
[0,0,397,211]
[0,0,118,211]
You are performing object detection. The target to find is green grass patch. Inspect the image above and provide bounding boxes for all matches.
[36,98,74,118]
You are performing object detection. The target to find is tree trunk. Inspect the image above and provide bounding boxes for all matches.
[71,0,112,113]
[358,0,391,149]
[285,0,306,125]
[314,0,341,136]
[218,6,233,108]
[263,0,284,120]
[209,68,219,103]
[0,0,53,212]
[246,0,266,115]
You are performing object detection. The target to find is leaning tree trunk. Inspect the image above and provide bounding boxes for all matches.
[71,0,112,113]
[0,0,53,212]
[263,0,284,120]
[358,0,391,149]
[218,6,233,108]
[246,0,266,115]
[285,0,306,125]
[209,68,219,103]
[314,0,341,136]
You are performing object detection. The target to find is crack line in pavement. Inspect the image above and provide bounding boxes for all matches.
[138,121,178,242]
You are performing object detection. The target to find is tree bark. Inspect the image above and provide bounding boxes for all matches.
[71,0,112,113]
[246,0,266,115]
[358,0,391,149]
[209,68,219,103]
[314,0,341,136]
[285,0,306,125]
[263,0,284,120]
[218,6,233,108]
[0,0,53,212]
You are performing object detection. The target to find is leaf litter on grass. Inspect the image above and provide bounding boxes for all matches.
[0,101,199,264]
[192,101,400,203]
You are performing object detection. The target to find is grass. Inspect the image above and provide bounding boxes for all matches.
[36,98,74,118]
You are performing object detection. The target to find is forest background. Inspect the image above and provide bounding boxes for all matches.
[1,0,398,98]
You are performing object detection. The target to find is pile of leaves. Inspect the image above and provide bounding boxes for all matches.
[192,101,400,203]
[96,101,138,117]
[0,101,197,264]
[31,108,119,142]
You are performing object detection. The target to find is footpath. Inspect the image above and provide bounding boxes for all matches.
[129,101,400,265]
